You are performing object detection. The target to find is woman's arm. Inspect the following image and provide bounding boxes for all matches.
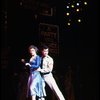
[30,56,41,68]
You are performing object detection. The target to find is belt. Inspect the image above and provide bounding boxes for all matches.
[41,72,50,75]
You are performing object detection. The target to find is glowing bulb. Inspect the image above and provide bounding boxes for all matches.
[66,13,70,16]
[76,3,80,6]
[67,22,71,25]
[84,2,87,5]
[78,19,81,22]
[76,8,80,12]
[66,6,69,8]
[71,5,74,8]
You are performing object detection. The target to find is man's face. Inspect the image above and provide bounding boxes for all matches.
[42,48,49,57]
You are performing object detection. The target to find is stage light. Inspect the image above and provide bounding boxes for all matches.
[65,0,88,27]
[76,3,80,6]
[66,6,69,9]
[77,19,81,22]
[71,5,74,8]
[76,8,80,12]
[84,1,87,5]
[66,12,70,16]
[67,22,71,26]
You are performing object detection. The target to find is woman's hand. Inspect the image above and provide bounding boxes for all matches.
[25,63,31,67]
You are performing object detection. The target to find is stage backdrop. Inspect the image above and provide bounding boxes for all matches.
[39,23,59,55]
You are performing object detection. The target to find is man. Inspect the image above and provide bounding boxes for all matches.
[38,45,65,100]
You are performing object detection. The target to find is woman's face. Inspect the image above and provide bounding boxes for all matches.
[42,48,49,57]
[29,48,36,56]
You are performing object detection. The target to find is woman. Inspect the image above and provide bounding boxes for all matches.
[22,45,46,100]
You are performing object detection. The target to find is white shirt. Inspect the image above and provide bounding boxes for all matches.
[41,55,54,73]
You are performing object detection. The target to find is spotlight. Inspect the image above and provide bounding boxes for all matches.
[66,12,70,16]
[76,3,80,6]
[84,2,87,5]
[71,5,74,8]
[78,19,81,22]
[67,22,71,25]
[66,6,69,8]
[76,8,80,12]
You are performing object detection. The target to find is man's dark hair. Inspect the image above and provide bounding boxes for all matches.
[40,44,49,50]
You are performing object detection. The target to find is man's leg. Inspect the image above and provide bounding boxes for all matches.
[38,97,45,100]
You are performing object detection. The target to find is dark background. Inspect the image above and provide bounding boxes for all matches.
[1,0,99,100]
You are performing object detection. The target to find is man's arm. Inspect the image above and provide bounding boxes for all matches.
[38,58,54,73]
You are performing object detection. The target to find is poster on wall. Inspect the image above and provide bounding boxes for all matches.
[39,23,59,55]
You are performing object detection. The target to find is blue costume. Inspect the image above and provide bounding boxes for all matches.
[27,55,46,98]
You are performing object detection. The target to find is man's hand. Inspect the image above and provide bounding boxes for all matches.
[37,67,41,72]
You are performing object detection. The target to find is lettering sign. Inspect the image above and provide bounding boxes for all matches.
[39,23,59,55]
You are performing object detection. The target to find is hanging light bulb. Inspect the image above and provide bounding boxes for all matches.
[84,2,87,5]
